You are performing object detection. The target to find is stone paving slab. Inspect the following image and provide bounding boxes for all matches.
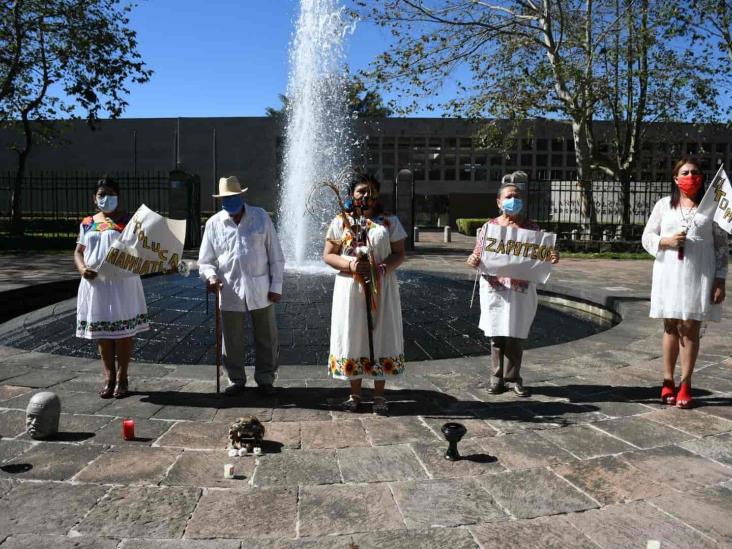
[469,515,599,548]
[336,444,429,483]
[15,412,111,442]
[619,445,732,492]
[479,468,599,519]
[74,446,181,484]
[161,449,256,488]
[155,421,229,450]
[590,415,692,449]
[76,485,200,539]
[119,540,240,549]
[390,477,506,528]
[0,442,106,480]
[0,439,31,463]
[0,482,108,536]
[478,430,576,470]
[361,416,442,446]
[298,482,405,537]
[553,455,666,505]
[184,487,296,539]
[300,418,369,449]
[0,410,26,438]
[643,407,732,437]
[679,432,732,467]
[536,423,636,459]
[0,534,119,549]
[650,485,732,544]
[567,500,718,548]
[252,448,341,487]
[88,417,174,446]
[266,527,480,549]
[411,439,504,479]
[0,385,31,402]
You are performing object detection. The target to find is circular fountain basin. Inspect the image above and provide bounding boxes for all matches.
[0,270,612,366]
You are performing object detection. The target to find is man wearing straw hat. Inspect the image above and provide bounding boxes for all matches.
[198,176,285,396]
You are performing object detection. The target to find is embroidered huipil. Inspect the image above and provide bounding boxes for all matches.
[198,205,285,312]
[75,213,149,339]
[642,196,728,321]
[473,218,540,338]
[326,214,407,380]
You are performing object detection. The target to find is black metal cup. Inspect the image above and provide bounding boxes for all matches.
[441,422,467,461]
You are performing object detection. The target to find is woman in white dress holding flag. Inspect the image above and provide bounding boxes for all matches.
[467,172,559,397]
[74,177,149,399]
[642,157,727,408]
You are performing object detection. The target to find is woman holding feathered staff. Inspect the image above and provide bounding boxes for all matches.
[322,172,407,415]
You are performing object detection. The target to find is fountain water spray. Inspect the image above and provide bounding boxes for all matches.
[278,0,357,268]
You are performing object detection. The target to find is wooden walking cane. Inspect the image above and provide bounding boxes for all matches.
[215,284,222,394]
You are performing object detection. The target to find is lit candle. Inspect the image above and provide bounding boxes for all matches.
[228,448,238,458]
[224,464,234,479]
[122,419,135,441]
[253,447,263,456]
[238,448,248,457]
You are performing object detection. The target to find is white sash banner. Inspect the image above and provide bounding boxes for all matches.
[479,224,557,284]
[97,204,187,279]
[697,164,732,234]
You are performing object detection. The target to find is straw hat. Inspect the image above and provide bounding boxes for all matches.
[212,176,248,198]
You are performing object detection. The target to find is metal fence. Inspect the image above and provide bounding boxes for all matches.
[525,179,673,239]
[0,171,173,237]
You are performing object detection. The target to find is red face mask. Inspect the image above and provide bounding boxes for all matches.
[676,174,703,196]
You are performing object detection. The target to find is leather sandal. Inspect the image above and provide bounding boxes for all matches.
[98,379,115,399]
[676,382,692,409]
[113,378,129,399]
[661,379,676,405]
[372,396,389,416]
[342,394,361,412]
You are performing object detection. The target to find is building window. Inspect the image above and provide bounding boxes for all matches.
[521,138,533,151]
[444,168,456,180]
[550,169,564,180]
[536,154,548,167]
[566,155,576,167]
[459,138,472,148]
[520,154,533,168]
[536,138,548,151]
[552,138,564,151]
[551,154,563,167]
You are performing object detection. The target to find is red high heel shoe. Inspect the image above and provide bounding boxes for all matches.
[676,382,692,409]
[660,379,676,405]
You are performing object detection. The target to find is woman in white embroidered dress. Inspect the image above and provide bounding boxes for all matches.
[74,178,149,399]
[323,173,407,415]
[642,157,727,408]
[467,173,559,397]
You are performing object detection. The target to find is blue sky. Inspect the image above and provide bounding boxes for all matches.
[122,0,444,118]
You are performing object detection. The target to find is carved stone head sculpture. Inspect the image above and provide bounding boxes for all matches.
[25,391,61,439]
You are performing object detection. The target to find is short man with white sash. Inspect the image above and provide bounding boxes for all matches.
[198,176,285,396]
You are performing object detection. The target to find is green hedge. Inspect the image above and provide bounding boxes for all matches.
[456,218,488,236]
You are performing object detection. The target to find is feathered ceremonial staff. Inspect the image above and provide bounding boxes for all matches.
[307,171,380,364]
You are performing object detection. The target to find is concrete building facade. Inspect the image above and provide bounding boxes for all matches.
[2,117,731,226]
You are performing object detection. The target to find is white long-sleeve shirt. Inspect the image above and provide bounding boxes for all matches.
[198,204,285,312]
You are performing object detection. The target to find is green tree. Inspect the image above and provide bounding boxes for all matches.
[355,0,725,232]
[266,76,393,119]
[0,0,151,235]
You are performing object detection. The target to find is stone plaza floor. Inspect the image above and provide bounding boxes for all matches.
[0,237,731,548]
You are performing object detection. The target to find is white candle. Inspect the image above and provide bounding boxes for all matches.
[228,449,238,458]
[238,448,248,457]
[224,464,234,479]
[253,447,263,456]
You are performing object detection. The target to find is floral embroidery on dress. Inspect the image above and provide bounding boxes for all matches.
[76,313,148,337]
[481,217,540,294]
[81,212,131,234]
[328,354,405,379]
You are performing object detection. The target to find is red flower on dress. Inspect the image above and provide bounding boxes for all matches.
[362,358,373,375]
[344,359,357,376]
[382,358,395,374]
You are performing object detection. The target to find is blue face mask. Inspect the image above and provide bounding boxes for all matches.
[501,197,523,215]
[97,195,118,213]
[222,195,243,215]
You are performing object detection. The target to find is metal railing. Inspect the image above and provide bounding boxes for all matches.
[0,171,173,237]
[525,179,672,239]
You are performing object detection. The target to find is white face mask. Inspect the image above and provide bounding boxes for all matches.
[96,195,118,213]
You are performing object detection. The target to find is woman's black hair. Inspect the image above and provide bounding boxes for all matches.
[349,172,381,195]
[670,157,704,208]
[95,176,120,195]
